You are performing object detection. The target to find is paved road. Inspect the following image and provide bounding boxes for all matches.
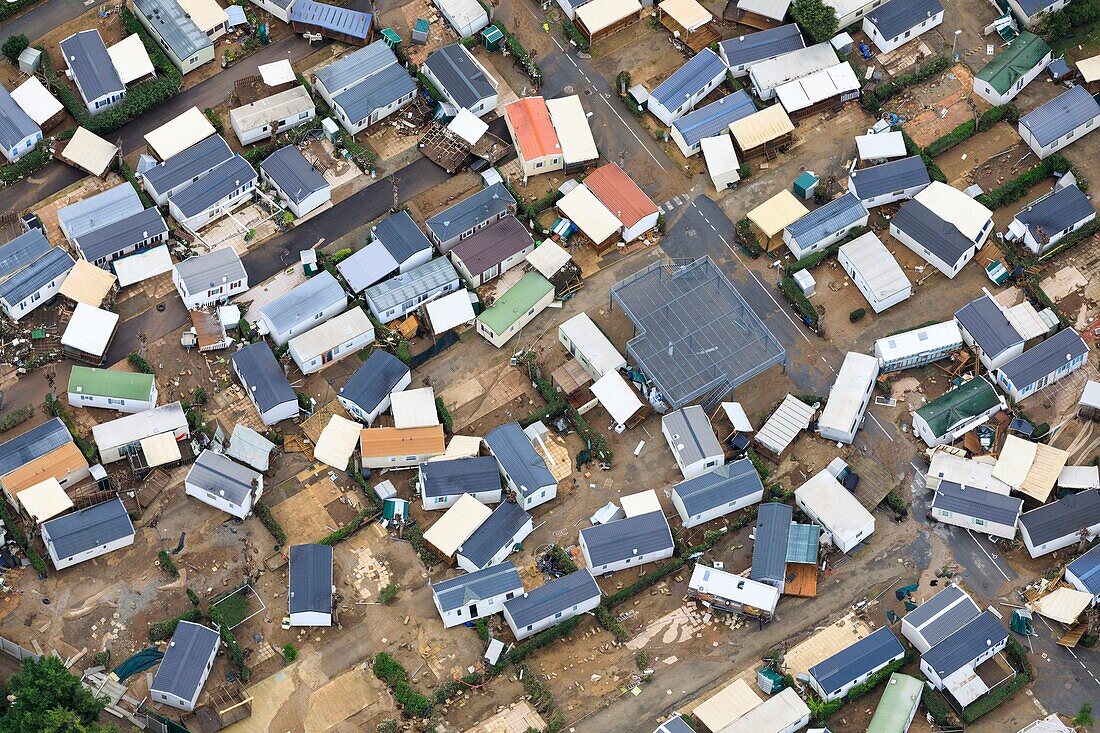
[0,0,107,48]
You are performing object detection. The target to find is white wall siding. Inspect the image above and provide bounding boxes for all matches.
[422,489,502,511]
[44,528,134,570]
[504,591,601,640]
[864,9,944,54]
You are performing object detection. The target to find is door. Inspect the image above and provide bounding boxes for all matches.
[483,264,500,283]
[468,603,478,617]
[322,349,334,364]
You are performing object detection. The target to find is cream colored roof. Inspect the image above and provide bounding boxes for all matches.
[914,181,993,242]
[11,76,63,126]
[19,478,73,523]
[557,185,621,244]
[314,414,362,469]
[992,434,1037,488]
[795,469,875,545]
[391,387,439,429]
[746,189,808,238]
[993,435,1068,502]
[258,59,296,86]
[448,107,488,145]
[141,432,182,467]
[425,289,476,334]
[287,308,373,361]
[590,370,644,426]
[145,107,216,161]
[728,104,794,152]
[620,489,662,517]
[1005,301,1047,340]
[575,0,642,34]
[176,0,230,33]
[434,434,483,461]
[546,95,598,165]
[108,34,155,85]
[693,678,762,732]
[229,86,314,132]
[1078,54,1100,83]
[422,494,492,556]
[113,244,174,287]
[59,259,117,307]
[1030,587,1092,625]
[62,127,118,177]
[558,313,626,378]
[525,240,571,279]
[659,0,712,31]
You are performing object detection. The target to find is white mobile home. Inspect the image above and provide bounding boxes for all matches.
[359,426,446,469]
[973,32,1051,106]
[431,564,524,628]
[794,469,875,552]
[783,192,868,260]
[874,321,963,372]
[456,501,534,572]
[259,271,347,346]
[1017,85,1100,159]
[919,612,1008,696]
[687,563,779,620]
[365,257,460,324]
[748,42,839,101]
[503,569,601,640]
[1018,489,1100,558]
[149,622,220,712]
[475,273,555,348]
[807,627,905,702]
[484,423,557,510]
[662,406,724,480]
[890,182,993,278]
[67,366,157,413]
[259,145,332,218]
[558,312,626,382]
[647,49,727,126]
[672,458,764,528]
[288,307,374,374]
[288,544,334,626]
[817,352,879,444]
[847,155,931,209]
[91,402,189,464]
[863,0,944,54]
[40,497,135,570]
[900,584,981,653]
[580,511,674,575]
[838,232,912,313]
[995,328,1089,403]
[231,342,299,425]
[420,456,502,510]
[911,376,1005,448]
[338,350,412,425]
[1007,183,1096,255]
[230,86,316,146]
[930,481,1023,539]
[185,450,263,519]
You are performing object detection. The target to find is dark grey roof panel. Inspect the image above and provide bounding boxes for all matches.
[457,501,532,569]
[0,418,71,477]
[1015,185,1095,242]
[151,621,220,701]
[1019,85,1100,147]
[59,30,124,104]
[849,156,930,200]
[1020,489,1100,547]
[923,611,1008,678]
[0,84,39,150]
[809,627,904,693]
[339,349,410,413]
[0,229,51,281]
[671,91,757,149]
[998,328,1088,389]
[41,497,134,559]
[866,0,943,40]
[674,458,763,516]
[174,247,246,293]
[426,183,516,242]
[423,44,496,109]
[650,49,726,110]
[719,24,805,69]
[132,0,211,61]
[371,210,433,264]
[785,192,867,246]
[260,146,329,205]
[1067,542,1100,594]
[903,584,965,628]
[171,155,257,218]
[750,502,792,585]
[289,543,333,615]
[332,63,416,123]
[893,198,976,268]
[186,450,260,507]
[420,456,500,498]
[503,568,600,628]
[74,207,167,263]
[484,422,554,496]
[260,271,346,334]
[580,511,673,567]
[954,295,1024,359]
[315,40,396,94]
[0,247,74,305]
[231,341,296,413]
[143,135,234,194]
[431,563,523,612]
[932,481,1023,526]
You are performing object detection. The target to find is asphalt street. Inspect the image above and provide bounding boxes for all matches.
[1,0,105,49]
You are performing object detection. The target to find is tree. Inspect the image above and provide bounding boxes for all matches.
[282,643,298,663]
[791,0,838,44]
[1074,703,1094,727]
[0,656,111,733]
[2,35,28,65]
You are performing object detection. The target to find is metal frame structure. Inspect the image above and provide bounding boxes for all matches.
[610,257,786,409]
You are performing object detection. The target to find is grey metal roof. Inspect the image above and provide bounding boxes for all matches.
[673,458,763,516]
[457,501,532,569]
[866,0,942,40]
[186,450,260,508]
[893,199,976,269]
[998,328,1088,389]
[1014,0,1059,14]
[651,49,726,111]
[371,210,433,265]
[671,90,757,149]
[231,341,296,413]
[0,417,71,477]
[0,229,51,281]
[0,247,74,306]
[132,0,212,62]
[171,155,257,218]
[809,627,904,694]
[0,84,39,150]
[1067,542,1100,594]
[954,295,1024,359]
[260,271,346,335]
[59,30,124,104]
[74,207,167,263]
[785,192,867,247]
[260,146,329,205]
[849,155,930,200]
[289,543,333,615]
[420,456,500,498]
[339,349,409,413]
[750,502,792,585]
[922,611,1007,679]
[364,257,458,314]
[332,63,416,124]
[1019,86,1100,147]
[431,563,523,612]
[423,44,496,109]
[580,511,673,567]
[719,24,805,69]
[290,0,372,38]
[1020,489,1100,547]
[1015,184,1095,245]
[426,183,515,243]
[41,497,133,560]
[174,247,246,293]
[663,406,723,468]
[904,585,976,638]
[451,215,534,277]
[932,480,1023,526]
[143,134,233,194]
[653,716,696,733]
[484,422,554,496]
[315,41,396,95]
[57,183,143,241]
[337,240,399,292]
[503,568,600,628]
[151,621,220,701]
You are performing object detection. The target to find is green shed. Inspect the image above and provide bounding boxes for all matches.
[381,27,401,48]
[481,24,504,52]
[866,673,923,733]
[412,18,429,44]
[793,171,818,200]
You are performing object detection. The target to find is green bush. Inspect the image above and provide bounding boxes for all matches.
[925,105,1018,158]
[148,609,203,641]
[595,604,629,643]
[976,154,1072,209]
[45,393,97,462]
[561,21,590,51]
[373,653,432,717]
[157,550,179,578]
[2,34,28,64]
[204,107,224,134]
[863,55,951,111]
[119,160,155,208]
[509,617,580,664]
[1038,217,1100,262]
[475,618,490,641]
[318,507,371,545]
[128,352,154,374]
[435,396,453,434]
[210,606,250,681]
[604,559,685,608]
[922,687,954,724]
[282,643,298,663]
[779,277,819,329]
[784,226,870,273]
[791,0,838,43]
[849,308,866,323]
[186,588,201,606]
[0,405,33,434]
[253,500,287,546]
[735,218,763,258]
[377,582,399,604]
[547,545,578,575]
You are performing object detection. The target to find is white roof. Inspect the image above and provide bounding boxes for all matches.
[1078,54,1100,83]
[422,494,492,556]
[230,86,314,132]
[721,687,809,733]
[113,244,174,287]
[11,76,63,126]
[314,414,362,470]
[590,371,644,426]
[433,434,483,461]
[736,0,791,22]
[620,489,662,517]
[258,59,297,86]
[558,313,626,378]
[19,478,74,523]
[557,185,621,244]
[525,240,571,279]
[875,321,962,365]
[92,402,187,448]
[688,563,779,617]
[658,0,712,30]
[749,42,839,92]
[992,434,1038,489]
[391,387,440,429]
[755,393,815,455]
[176,0,230,33]
[1082,380,1100,409]
[721,402,754,433]
[839,232,910,305]
[700,134,739,175]
[1004,301,1048,340]
[914,182,993,243]
[796,469,875,546]
[145,107,217,161]
[774,61,860,113]
[425,289,476,334]
[108,34,155,85]
[62,127,118,177]
[576,0,643,35]
[927,449,1011,494]
[1057,465,1100,489]
[1030,587,1092,625]
[447,107,488,146]
[287,308,373,361]
[691,673,765,732]
[855,131,906,161]
[818,352,878,438]
[61,303,120,358]
[141,432,182,467]
[546,95,598,165]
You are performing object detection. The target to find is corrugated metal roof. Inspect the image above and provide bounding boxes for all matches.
[315,41,396,95]
[288,307,372,360]
[187,450,259,507]
[730,104,796,154]
[650,49,726,110]
[663,406,722,468]
[674,459,764,516]
[976,31,1050,95]
[955,295,1024,359]
[838,232,909,303]
[750,502,791,585]
[485,422,554,496]
[231,341,296,413]
[260,145,329,206]
[0,229,51,281]
[421,456,500,497]
[364,257,458,314]
[866,0,942,40]
[57,183,143,241]
[1019,85,1100,147]
[932,481,1023,525]
[150,622,219,700]
[998,328,1088,390]
[0,247,74,306]
[132,0,211,61]
[73,207,167,263]
[170,155,257,218]
[289,544,333,614]
[866,673,924,733]
[1014,184,1095,242]
[451,215,534,277]
[457,501,532,568]
[332,63,416,124]
[785,192,867,247]
[174,247,246,293]
[143,134,233,195]
[431,563,523,612]
[290,0,372,38]
[905,585,982,649]
[545,95,597,165]
[558,313,624,376]
[340,349,409,413]
[671,90,757,149]
[426,183,515,242]
[261,271,346,335]
[849,155,930,201]
[504,568,600,627]
[42,496,133,559]
[719,24,805,69]
[59,30,124,104]
[371,210,433,265]
[809,627,904,694]
[91,402,186,450]
[748,42,838,92]
[423,44,496,109]
[755,393,815,455]
[923,611,1008,678]
[581,510,673,566]
[1021,489,1100,547]
[0,418,71,478]
[892,198,976,270]
[0,84,39,150]
[231,86,315,133]
[774,61,860,114]
[575,0,642,34]
[1067,542,1100,594]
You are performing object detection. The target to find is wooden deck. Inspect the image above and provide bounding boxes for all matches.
[783,562,818,597]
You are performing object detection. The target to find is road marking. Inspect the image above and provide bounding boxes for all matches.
[673,195,682,205]
[868,412,894,441]
[568,56,577,67]
[714,232,812,345]
[966,529,1011,581]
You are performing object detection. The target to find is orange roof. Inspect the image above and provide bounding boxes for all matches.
[360,425,446,459]
[505,97,561,160]
[3,443,89,496]
[583,163,658,228]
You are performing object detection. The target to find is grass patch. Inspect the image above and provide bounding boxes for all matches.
[210,588,251,629]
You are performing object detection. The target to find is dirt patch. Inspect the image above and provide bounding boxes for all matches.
[885,64,984,149]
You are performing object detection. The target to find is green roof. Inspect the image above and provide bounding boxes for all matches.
[477,273,553,335]
[915,377,1000,438]
[786,523,820,564]
[68,366,155,401]
[481,25,504,41]
[381,27,401,44]
[866,673,923,733]
[976,32,1050,94]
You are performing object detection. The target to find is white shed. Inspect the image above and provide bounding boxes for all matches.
[558,312,626,382]
[700,135,741,191]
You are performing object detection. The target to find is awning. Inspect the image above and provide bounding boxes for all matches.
[226,4,248,26]
[391,387,439,429]
[557,185,620,244]
[18,478,74,523]
[314,414,362,470]
[590,371,643,427]
[658,0,711,31]
[113,245,174,287]
[525,240,571,279]
[436,435,483,461]
[855,131,906,161]
[620,489,661,517]
[11,76,63,126]
[145,107,216,161]
[59,260,116,307]
[1030,587,1092,625]
[226,424,275,471]
[140,432,182,467]
[1078,54,1100,83]
[448,108,488,146]
[61,303,119,358]
[258,59,295,86]
[721,401,754,432]
[108,34,155,85]
[60,127,118,177]
[747,190,808,238]
[425,289,476,334]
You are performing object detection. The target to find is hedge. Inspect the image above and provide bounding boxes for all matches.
[148,608,203,641]
[253,500,287,546]
[809,655,909,724]
[784,226,869,273]
[509,616,580,664]
[45,394,97,462]
[862,54,951,112]
[976,154,1072,210]
[0,0,44,24]
[128,353,154,374]
[435,396,453,434]
[736,218,763,258]
[210,606,250,681]
[1038,217,1100,262]
[561,21,591,51]
[373,653,432,717]
[595,604,629,643]
[0,405,33,434]
[925,105,1018,158]
[961,637,1032,723]
[778,277,819,330]
[604,558,686,609]
[0,141,53,186]
[157,550,179,578]
[318,507,372,545]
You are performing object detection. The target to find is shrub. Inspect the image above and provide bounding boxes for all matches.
[282,643,299,663]
[253,500,287,546]
[186,588,201,606]
[922,686,954,724]
[0,140,53,185]
[148,609,203,642]
[128,353,154,374]
[2,34,28,64]
[0,405,33,434]
[377,582,399,604]
[509,617,580,664]
[791,0,838,43]
[779,277,819,329]
[45,393,97,462]
[373,653,432,717]
[475,617,490,641]
[735,218,763,258]
[595,604,629,643]
[377,719,399,733]
[92,650,111,668]
[436,396,453,434]
[210,606,250,681]
[157,550,179,578]
[561,21,590,51]
[849,308,866,323]
[330,247,353,263]
[318,507,371,545]
[635,651,650,670]
[925,105,1018,158]
[862,55,951,111]
[203,107,224,133]
[604,559,685,608]
[785,227,870,273]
